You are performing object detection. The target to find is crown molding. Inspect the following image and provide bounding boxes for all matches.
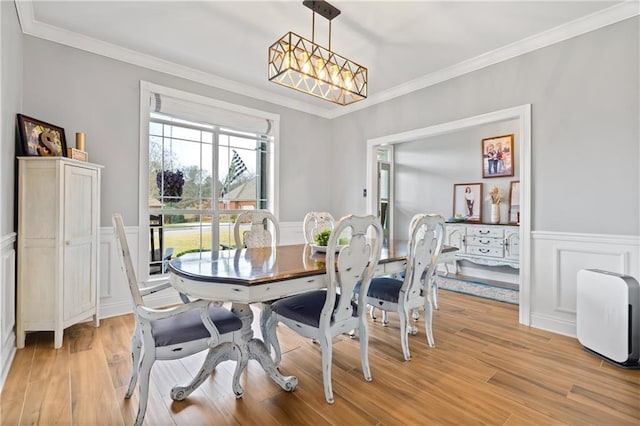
[328,1,640,119]
[14,0,335,118]
[15,1,639,120]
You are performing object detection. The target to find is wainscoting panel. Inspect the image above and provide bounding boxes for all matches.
[531,231,639,337]
[99,227,182,319]
[1,233,16,391]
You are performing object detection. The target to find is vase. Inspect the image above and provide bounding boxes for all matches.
[490,203,500,224]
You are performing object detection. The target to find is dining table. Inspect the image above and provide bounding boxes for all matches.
[168,241,458,395]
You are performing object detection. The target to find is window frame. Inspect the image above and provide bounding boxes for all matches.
[138,81,279,282]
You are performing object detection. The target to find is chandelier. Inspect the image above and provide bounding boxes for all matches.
[268,0,367,106]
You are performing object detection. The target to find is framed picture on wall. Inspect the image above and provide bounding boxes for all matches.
[16,114,67,157]
[453,183,482,223]
[509,180,520,224]
[482,134,514,178]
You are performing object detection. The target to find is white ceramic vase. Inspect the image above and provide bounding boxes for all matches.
[490,203,500,224]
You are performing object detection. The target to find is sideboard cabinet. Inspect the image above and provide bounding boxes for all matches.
[17,157,102,349]
[445,223,519,270]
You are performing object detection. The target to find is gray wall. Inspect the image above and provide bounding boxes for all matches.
[1,1,22,235]
[331,17,639,236]
[12,15,640,237]
[394,119,519,236]
[20,36,332,226]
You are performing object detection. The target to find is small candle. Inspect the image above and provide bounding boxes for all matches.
[76,132,85,151]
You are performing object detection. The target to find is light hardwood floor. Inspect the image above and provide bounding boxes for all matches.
[2,290,639,425]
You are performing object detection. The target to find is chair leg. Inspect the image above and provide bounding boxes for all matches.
[382,310,389,326]
[319,330,334,404]
[432,273,440,310]
[359,316,372,382]
[134,352,154,426]
[398,305,411,361]
[265,313,282,366]
[369,305,377,321]
[424,294,436,348]
[125,326,142,399]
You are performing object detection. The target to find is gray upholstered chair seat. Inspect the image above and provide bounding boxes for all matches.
[367,277,403,304]
[271,290,357,328]
[151,305,243,347]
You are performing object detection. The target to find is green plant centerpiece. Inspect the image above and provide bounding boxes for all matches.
[314,229,332,246]
[314,229,348,247]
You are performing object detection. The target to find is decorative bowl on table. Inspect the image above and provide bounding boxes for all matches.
[447,216,468,223]
[310,244,346,253]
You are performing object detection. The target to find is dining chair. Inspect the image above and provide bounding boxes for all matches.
[233,209,280,248]
[264,214,383,403]
[112,213,245,426]
[365,213,444,360]
[303,211,335,244]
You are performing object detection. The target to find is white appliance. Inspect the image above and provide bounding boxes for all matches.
[577,269,640,368]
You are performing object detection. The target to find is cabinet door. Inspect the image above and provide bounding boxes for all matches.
[505,229,520,260]
[63,165,98,320]
[446,226,466,253]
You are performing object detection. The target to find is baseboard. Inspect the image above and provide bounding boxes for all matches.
[440,273,519,291]
[0,334,16,391]
[530,313,576,338]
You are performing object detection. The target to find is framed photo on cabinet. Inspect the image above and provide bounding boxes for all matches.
[482,134,514,178]
[17,114,67,157]
[453,183,482,223]
[509,180,520,224]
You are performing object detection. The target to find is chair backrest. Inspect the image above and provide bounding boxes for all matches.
[233,210,280,248]
[323,215,383,327]
[402,214,445,297]
[303,211,335,244]
[112,213,145,308]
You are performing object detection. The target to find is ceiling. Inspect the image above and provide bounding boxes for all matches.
[17,1,632,117]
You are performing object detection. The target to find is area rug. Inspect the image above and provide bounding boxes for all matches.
[435,275,519,305]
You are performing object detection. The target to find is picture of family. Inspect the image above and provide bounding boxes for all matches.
[453,183,482,222]
[482,134,514,178]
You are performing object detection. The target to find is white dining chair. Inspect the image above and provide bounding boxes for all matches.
[303,211,335,244]
[364,214,445,360]
[233,209,280,248]
[264,214,383,403]
[112,213,245,426]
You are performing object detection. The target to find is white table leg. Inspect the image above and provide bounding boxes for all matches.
[232,302,298,392]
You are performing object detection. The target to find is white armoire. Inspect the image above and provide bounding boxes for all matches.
[17,157,102,349]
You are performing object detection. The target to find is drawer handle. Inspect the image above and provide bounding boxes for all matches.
[479,239,491,245]
[479,248,491,253]
[479,230,490,235]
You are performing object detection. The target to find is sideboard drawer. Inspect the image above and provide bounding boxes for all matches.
[467,236,503,248]
[467,227,503,238]
[467,245,504,258]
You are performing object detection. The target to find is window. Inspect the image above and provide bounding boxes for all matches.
[140,83,278,278]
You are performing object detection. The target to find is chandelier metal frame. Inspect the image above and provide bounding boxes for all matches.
[268,1,368,106]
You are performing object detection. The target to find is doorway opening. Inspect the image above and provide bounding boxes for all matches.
[365,105,531,325]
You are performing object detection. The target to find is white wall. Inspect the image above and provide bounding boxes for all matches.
[0,0,22,390]
[20,35,333,225]
[394,119,519,235]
